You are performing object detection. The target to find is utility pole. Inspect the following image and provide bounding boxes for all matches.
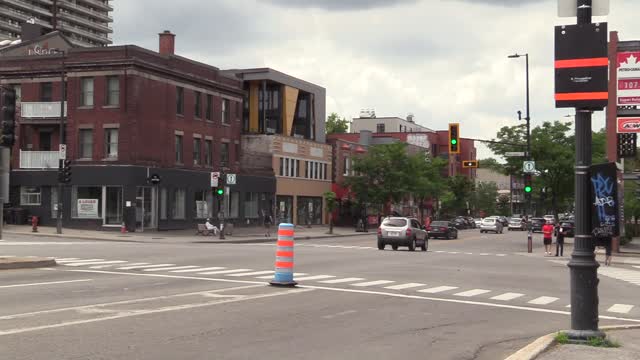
[56,53,66,234]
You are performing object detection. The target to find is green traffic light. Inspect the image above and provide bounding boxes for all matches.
[217,189,224,195]
[451,139,457,145]
[524,186,532,193]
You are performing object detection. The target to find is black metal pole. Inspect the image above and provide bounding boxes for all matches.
[567,0,604,341]
[525,53,532,219]
[56,54,65,235]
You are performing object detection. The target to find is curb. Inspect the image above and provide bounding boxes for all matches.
[505,324,640,360]
[0,257,57,270]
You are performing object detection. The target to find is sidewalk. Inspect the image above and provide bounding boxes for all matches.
[2,224,368,244]
[562,238,640,265]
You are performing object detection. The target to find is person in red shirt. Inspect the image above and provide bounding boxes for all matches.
[542,221,554,256]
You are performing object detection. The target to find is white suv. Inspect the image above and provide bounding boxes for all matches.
[480,217,503,234]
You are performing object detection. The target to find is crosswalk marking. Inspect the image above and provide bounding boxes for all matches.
[170,267,225,273]
[294,275,336,281]
[117,263,175,270]
[528,296,559,305]
[319,277,365,284]
[143,265,200,272]
[92,262,146,269]
[479,253,490,256]
[384,283,425,290]
[57,258,104,263]
[417,286,458,294]
[454,289,491,297]
[64,260,127,267]
[198,269,252,275]
[607,304,634,314]
[496,254,507,257]
[351,280,395,287]
[227,270,274,277]
[491,292,524,301]
[255,273,308,279]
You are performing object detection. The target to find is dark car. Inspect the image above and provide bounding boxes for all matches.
[452,218,468,230]
[427,221,459,239]
[557,221,575,237]
[465,216,477,229]
[530,218,545,233]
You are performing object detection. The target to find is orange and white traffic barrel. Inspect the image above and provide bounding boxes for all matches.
[269,223,297,287]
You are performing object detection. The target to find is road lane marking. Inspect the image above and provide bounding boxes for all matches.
[319,277,365,284]
[465,253,473,255]
[322,310,357,319]
[454,289,491,297]
[143,266,200,272]
[198,269,252,275]
[227,271,274,277]
[417,286,458,294]
[384,283,425,290]
[0,279,92,289]
[170,267,225,273]
[479,253,490,256]
[294,275,336,281]
[117,264,175,270]
[528,296,559,305]
[607,304,634,314]
[351,280,395,287]
[55,258,80,261]
[92,262,147,269]
[496,254,507,256]
[57,259,104,263]
[64,260,127,267]
[491,292,525,301]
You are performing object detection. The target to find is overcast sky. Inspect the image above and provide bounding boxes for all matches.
[113,0,640,159]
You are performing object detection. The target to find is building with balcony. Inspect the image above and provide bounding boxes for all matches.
[0,0,113,47]
[0,30,255,230]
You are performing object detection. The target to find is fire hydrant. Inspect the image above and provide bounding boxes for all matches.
[31,216,38,233]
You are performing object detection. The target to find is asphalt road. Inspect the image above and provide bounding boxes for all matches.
[1,228,639,360]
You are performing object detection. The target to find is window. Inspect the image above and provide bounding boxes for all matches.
[194,91,202,118]
[204,140,212,166]
[235,143,240,163]
[205,94,212,120]
[195,190,208,219]
[80,77,94,106]
[20,186,41,205]
[324,163,328,180]
[244,192,259,218]
[160,188,168,220]
[175,135,183,164]
[171,188,186,219]
[105,187,123,225]
[376,123,385,133]
[343,157,350,176]
[176,86,184,115]
[193,137,201,166]
[280,158,284,176]
[106,76,119,106]
[72,186,102,218]
[296,160,300,177]
[79,129,93,159]
[40,82,52,102]
[221,142,229,166]
[229,192,239,218]
[235,101,240,120]
[222,99,230,124]
[104,128,118,158]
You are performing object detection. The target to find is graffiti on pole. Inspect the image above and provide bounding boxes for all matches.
[590,162,620,237]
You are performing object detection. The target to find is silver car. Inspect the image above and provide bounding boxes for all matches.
[480,217,503,234]
[507,217,527,231]
[377,217,428,251]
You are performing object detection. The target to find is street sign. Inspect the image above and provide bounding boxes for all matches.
[59,144,66,160]
[558,0,609,17]
[523,161,536,173]
[505,151,526,157]
[226,173,237,185]
[211,172,220,187]
[148,174,161,185]
[617,117,640,133]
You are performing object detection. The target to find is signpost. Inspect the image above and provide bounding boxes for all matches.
[523,161,536,173]
[211,172,220,187]
[505,151,526,157]
[59,144,66,160]
[226,173,237,185]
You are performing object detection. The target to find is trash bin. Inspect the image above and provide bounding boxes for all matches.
[14,208,27,225]
[224,223,234,236]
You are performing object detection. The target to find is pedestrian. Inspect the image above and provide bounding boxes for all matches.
[205,218,219,236]
[263,210,273,238]
[555,223,565,257]
[542,220,554,256]
[595,236,612,266]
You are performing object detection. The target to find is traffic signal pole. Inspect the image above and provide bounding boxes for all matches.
[56,55,65,235]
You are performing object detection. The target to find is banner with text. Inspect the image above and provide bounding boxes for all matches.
[617,51,640,106]
[590,163,620,238]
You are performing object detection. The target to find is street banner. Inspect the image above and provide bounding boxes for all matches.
[617,51,640,106]
[617,117,640,133]
[590,162,620,237]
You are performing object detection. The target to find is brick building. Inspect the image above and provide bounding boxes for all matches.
[0,31,273,230]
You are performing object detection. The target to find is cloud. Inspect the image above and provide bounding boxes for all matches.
[262,0,419,11]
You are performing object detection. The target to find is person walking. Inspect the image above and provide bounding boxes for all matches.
[542,220,554,256]
[555,223,565,257]
[262,210,273,238]
[595,236,612,266]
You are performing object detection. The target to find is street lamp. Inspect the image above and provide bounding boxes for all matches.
[509,52,531,217]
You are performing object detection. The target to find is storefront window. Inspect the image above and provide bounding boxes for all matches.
[105,187,122,225]
[172,188,185,219]
[229,192,239,218]
[72,186,102,218]
[244,192,259,218]
[297,196,323,225]
[276,196,293,224]
[160,188,167,220]
[20,186,41,205]
[195,190,208,219]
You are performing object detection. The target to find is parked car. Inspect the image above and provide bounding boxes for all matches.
[543,215,556,225]
[480,217,503,234]
[497,216,509,227]
[452,218,468,230]
[427,221,458,239]
[465,217,477,229]
[377,217,428,251]
[558,220,575,237]
[474,218,483,227]
[507,217,527,231]
[530,218,545,233]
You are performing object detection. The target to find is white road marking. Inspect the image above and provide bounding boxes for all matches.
[322,310,357,319]
[55,258,80,261]
[92,262,147,269]
[607,304,634,314]
[227,270,274,277]
[255,273,308,279]
[143,266,200,272]
[170,267,225,273]
[448,252,459,254]
[465,252,473,255]
[0,279,92,289]
[479,253,490,256]
[496,254,507,257]
[319,277,365,284]
[351,280,395,287]
[528,296,559,305]
[294,275,336,281]
[454,289,491,297]
[384,283,425,290]
[491,292,525,301]
[117,264,175,270]
[64,260,127,267]
[198,269,252,275]
[57,258,104,263]
[418,286,459,294]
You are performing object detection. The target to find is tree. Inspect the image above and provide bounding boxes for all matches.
[326,112,349,134]
[324,191,337,234]
[407,155,448,222]
[441,175,474,216]
[471,181,499,216]
[497,194,511,216]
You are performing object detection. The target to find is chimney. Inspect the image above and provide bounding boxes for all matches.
[158,30,175,55]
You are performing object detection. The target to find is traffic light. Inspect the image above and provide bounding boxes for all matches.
[462,160,478,168]
[524,174,532,194]
[1,87,16,147]
[448,123,460,154]
[59,160,72,183]
[213,187,224,197]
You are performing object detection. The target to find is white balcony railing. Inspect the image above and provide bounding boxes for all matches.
[19,151,60,169]
[20,102,67,118]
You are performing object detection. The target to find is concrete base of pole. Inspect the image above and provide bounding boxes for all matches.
[269,281,297,287]
[566,329,605,342]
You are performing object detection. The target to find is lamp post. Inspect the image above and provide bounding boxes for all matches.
[56,50,66,235]
[509,53,531,214]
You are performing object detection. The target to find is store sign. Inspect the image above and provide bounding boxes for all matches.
[617,51,640,106]
[77,199,99,218]
[617,117,640,133]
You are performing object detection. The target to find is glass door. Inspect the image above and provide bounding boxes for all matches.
[136,186,156,232]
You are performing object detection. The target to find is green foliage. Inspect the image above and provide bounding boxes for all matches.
[496,194,510,216]
[323,191,337,212]
[555,332,569,345]
[586,337,620,348]
[441,175,474,216]
[326,113,349,134]
[471,181,498,216]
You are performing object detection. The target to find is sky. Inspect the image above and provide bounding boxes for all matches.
[112,0,640,159]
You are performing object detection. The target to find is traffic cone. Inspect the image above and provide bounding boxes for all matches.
[269,223,297,287]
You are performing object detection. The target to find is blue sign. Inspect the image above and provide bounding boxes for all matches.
[590,162,620,237]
